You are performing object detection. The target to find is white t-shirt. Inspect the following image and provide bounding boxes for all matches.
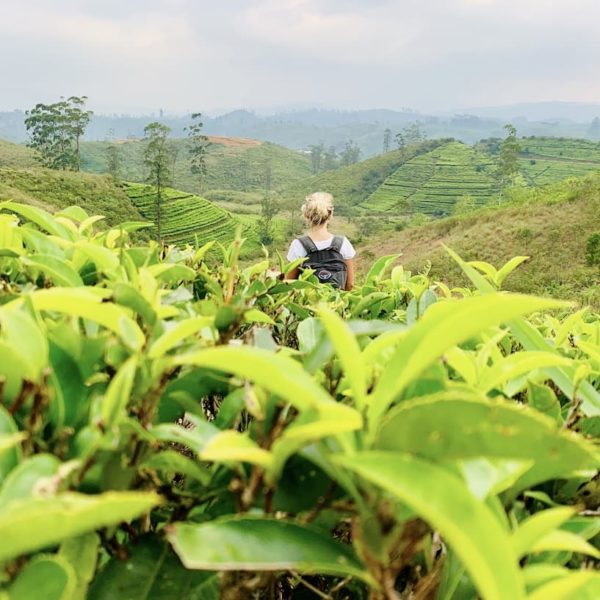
[287,236,356,262]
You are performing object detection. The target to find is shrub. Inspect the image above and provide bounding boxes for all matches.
[586,232,600,266]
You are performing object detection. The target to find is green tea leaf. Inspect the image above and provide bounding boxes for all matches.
[10,288,145,351]
[167,516,373,584]
[6,555,76,600]
[512,507,576,558]
[335,451,524,600]
[100,357,137,430]
[59,533,99,600]
[0,454,61,509]
[318,307,367,410]
[0,408,21,484]
[22,254,84,287]
[527,571,600,600]
[376,395,598,490]
[172,347,333,411]
[148,317,213,359]
[0,491,161,563]
[369,293,568,430]
[530,529,600,559]
[89,537,218,600]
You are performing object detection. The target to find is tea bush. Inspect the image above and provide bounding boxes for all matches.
[0,200,599,599]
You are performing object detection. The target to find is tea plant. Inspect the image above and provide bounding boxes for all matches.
[0,200,599,599]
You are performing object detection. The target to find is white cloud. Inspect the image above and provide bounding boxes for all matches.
[0,0,599,112]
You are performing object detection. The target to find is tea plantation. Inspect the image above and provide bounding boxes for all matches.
[362,141,498,215]
[520,137,600,185]
[123,182,239,247]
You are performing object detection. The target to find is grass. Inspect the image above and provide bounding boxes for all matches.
[0,140,39,169]
[81,137,312,196]
[358,173,600,304]
[0,166,145,226]
[362,141,498,216]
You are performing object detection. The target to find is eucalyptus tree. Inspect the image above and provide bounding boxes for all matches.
[185,112,210,192]
[24,96,92,171]
[143,122,172,241]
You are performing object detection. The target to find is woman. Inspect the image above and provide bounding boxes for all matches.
[286,192,355,291]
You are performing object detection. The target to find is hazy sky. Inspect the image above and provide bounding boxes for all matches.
[2,0,599,114]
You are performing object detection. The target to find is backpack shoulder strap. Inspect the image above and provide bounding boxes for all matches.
[330,235,344,253]
[297,236,318,254]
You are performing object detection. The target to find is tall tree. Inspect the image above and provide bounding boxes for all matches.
[309,143,324,174]
[495,123,521,202]
[395,132,407,157]
[105,144,120,181]
[403,122,425,144]
[24,97,92,170]
[340,140,361,166]
[257,159,279,245]
[323,146,338,171]
[143,122,172,241]
[185,113,210,192]
[383,128,392,153]
[65,96,93,171]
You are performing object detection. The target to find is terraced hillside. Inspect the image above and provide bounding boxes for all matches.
[519,137,600,185]
[123,182,239,247]
[358,173,600,305]
[281,140,444,210]
[81,137,312,195]
[362,141,497,216]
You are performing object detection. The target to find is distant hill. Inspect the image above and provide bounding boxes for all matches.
[362,141,497,216]
[358,173,600,304]
[80,137,312,196]
[3,102,600,156]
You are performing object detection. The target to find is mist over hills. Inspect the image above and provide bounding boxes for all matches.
[2,102,600,157]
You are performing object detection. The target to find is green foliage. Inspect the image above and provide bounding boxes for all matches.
[0,201,599,599]
[586,233,600,267]
[24,96,93,171]
[143,122,173,240]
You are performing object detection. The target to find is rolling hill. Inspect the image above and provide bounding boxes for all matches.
[519,137,600,185]
[122,182,240,247]
[281,139,445,211]
[80,136,312,196]
[358,172,600,305]
[361,141,498,216]
[0,166,145,226]
[0,139,245,250]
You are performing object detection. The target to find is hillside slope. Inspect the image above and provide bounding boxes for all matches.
[362,141,497,216]
[0,140,39,169]
[0,167,145,226]
[358,174,600,303]
[518,137,600,185]
[123,182,240,247]
[81,137,312,195]
[281,140,445,210]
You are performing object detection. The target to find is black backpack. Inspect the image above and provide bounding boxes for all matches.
[297,235,347,289]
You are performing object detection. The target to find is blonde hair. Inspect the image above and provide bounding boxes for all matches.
[301,192,334,226]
